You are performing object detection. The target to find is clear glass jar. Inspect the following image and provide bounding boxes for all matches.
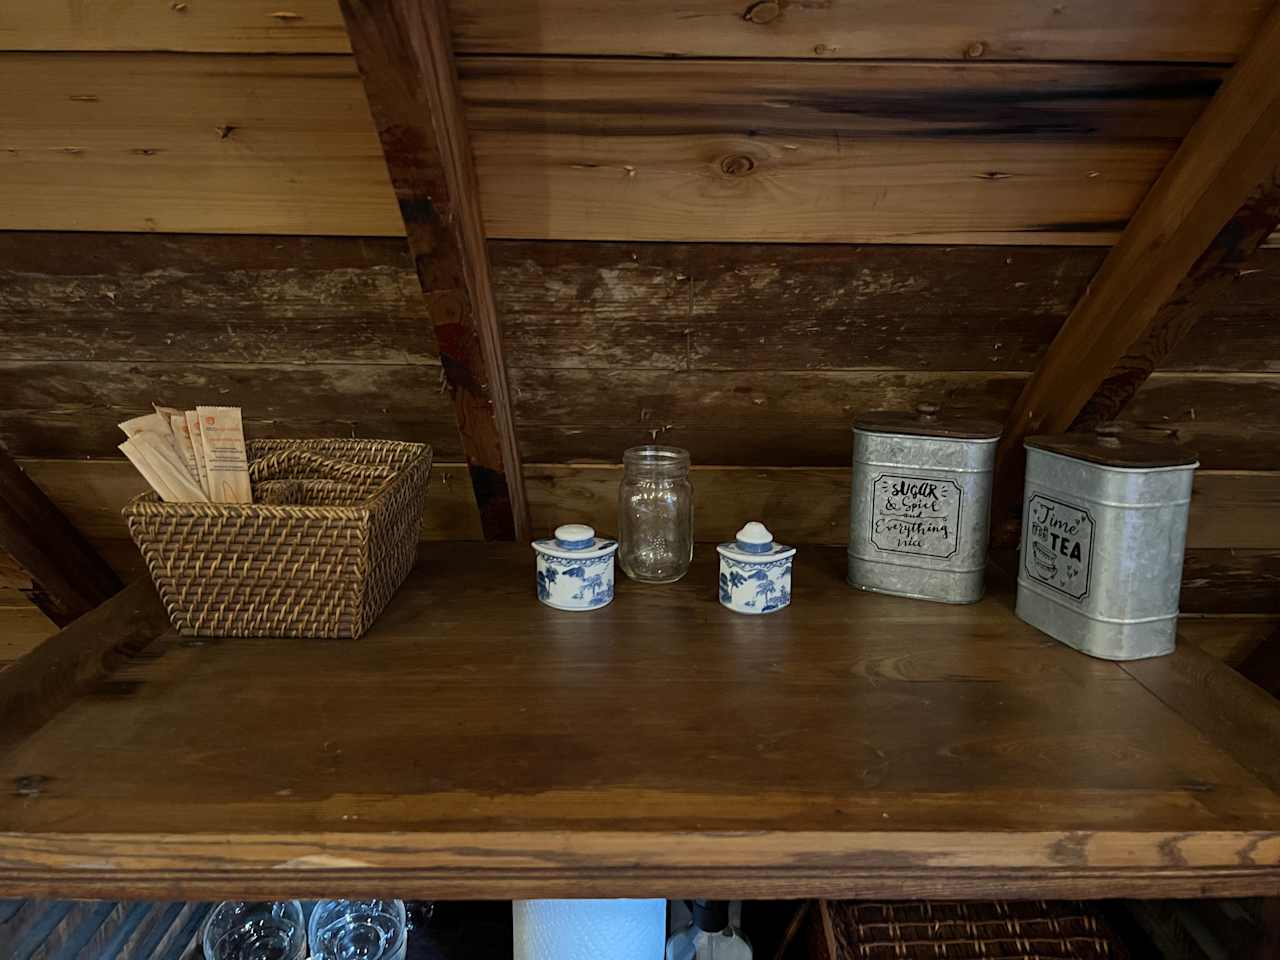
[618,445,693,583]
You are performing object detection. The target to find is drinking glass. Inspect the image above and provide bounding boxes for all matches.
[202,901,306,960]
[308,899,408,960]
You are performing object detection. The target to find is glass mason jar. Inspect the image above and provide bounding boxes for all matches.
[618,445,694,583]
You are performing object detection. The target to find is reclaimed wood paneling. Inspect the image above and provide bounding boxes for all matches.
[0,0,350,53]
[0,53,400,236]
[6,237,1277,372]
[0,361,461,459]
[446,0,1268,62]
[0,54,1225,242]
[494,242,1280,373]
[1181,549,1280,615]
[2,0,1268,61]
[463,58,1217,245]
[0,233,428,363]
[507,369,1280,468]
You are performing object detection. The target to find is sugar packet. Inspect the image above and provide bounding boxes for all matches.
[196,405,253,503]
[184,409,211,496]
[168,413,204,494]
[119,412,198,485]
[120,434,208,502]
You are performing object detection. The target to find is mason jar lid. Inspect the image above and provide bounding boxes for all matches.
[1027,423,1198,469]
[532,523,619,559]
[854,401,1001,440]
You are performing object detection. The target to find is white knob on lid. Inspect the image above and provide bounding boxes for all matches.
[735,521,773,545]
[554,523,596,548]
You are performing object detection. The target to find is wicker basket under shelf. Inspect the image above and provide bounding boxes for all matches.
[816,900,1129,960]
[124,439,432,639]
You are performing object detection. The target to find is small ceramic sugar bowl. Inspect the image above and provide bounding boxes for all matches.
[716,522,796,615]
[532,524,618,611]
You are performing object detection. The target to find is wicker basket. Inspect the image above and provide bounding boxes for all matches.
[124,439,432,639]
[815,900,1129,960]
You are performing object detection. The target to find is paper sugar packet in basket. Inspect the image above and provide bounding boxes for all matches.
[183,409,212,495]
[119,432,208,502]
[196,405,254,503]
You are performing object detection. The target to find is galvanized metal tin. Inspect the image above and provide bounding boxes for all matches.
[848,403,1000,604]
[1015,426,1198,660]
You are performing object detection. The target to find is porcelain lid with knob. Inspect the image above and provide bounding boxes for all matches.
[716,521,796,562]
[532,523,618,559]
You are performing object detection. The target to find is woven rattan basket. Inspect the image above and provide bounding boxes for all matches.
[124,438,432,639]
[814,900,1129,960]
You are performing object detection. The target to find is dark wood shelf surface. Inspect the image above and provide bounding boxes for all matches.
[0,543,1277,900]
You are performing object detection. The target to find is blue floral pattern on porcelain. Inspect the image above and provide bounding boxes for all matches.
[716,522,796,615]
[532,524,618,611]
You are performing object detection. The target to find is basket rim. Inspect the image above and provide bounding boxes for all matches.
[122,440,432,518]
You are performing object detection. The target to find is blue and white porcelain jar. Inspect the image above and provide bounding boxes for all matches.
[716,522,796,615]
[531,524,618,611]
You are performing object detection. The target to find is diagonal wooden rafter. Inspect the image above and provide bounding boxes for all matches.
[990,3,1280,541]
[0,444,122,625]
[338,0,530,541]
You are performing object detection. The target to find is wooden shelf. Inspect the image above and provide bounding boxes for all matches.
[1,543,1278,901]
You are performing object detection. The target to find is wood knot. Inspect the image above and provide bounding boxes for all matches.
[720,154,756,177]
[964,40,987,59]
[14,775,49,798]
[743,0,781,24]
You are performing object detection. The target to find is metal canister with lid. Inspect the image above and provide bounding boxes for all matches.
[848,402,1001,603]
[1016,424,1198,660]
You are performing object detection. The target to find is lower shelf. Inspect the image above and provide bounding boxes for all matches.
[0,543,1278,900]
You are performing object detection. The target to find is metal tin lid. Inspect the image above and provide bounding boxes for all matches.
[716,521,796,562]
[853,401,1002,440]
[1026,424,1198,469]
[531,523,618,559]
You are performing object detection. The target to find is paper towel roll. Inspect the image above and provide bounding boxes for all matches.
[513,899,666,960]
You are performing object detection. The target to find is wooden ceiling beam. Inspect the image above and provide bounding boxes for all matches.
[338,0,529,541]
[0,445,122,625]
[990,3,1280,541]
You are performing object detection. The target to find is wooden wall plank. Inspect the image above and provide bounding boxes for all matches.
[1180,550,1280,615]
[6,236,1275,373]
[0,1,351,53]
[0,53,401,236]
[445,0,1269,62]
[494,242,1280,373]
[27,458,1278,553]
[0,361,461,459]
[2,0,1268,61]
[0,54,1225,243]
[0,233,429,364]
[507,369,1280,468]
[463,58,1215,245]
